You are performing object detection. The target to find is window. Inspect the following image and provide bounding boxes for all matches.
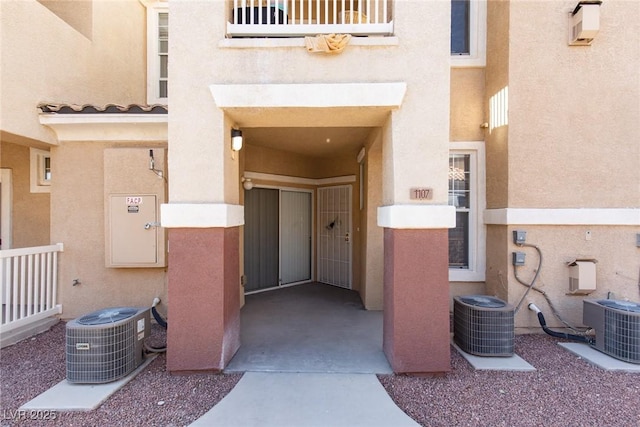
[448,142,485,281]
[144,1,168,104]
[30,148,51,193]
[451,0,470,55]
[449,153,470,268]
[451,0,486,67]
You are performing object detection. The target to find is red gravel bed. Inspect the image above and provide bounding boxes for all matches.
[1,322,241,427]
[379,334,640,427]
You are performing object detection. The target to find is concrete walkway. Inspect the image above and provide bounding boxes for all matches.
[225,283,392,374]
[191,284,417,426]
[189,372,418,427]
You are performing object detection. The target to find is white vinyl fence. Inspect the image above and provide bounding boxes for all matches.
[0,244,63,333]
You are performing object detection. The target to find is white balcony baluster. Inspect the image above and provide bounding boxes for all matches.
[228,0,392,37]
[0,244,63,333]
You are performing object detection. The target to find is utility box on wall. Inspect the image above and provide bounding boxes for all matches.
[567,259,597,294]
[104,148,167,268]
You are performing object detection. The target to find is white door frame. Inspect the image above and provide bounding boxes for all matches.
[0,169,12,250]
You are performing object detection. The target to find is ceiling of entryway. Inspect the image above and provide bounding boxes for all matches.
[242,127,374,158]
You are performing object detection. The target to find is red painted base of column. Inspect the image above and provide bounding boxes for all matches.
[383,228,451,374]
[166,228,240,373]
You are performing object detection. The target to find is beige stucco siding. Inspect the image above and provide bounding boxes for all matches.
[51,141,167,319]
[502,225,639,331]
[450,68,486,142]
[507,1,639,209]
[0,0,146,145]
[0,142,50,248]
[169,1,451,207]
[485,0,510,209]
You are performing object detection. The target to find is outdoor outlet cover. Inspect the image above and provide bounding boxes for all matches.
[513,251,526,266]
[513,230,527,245]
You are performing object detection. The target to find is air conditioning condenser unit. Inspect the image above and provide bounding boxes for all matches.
[583,299,640,364]
[66,307,150,384]
[454,295,515,357]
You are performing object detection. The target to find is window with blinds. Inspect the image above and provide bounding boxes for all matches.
[158,12,168,99]
[448,153,471,268]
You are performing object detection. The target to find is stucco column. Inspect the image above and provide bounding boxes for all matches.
[161,204,244,373]
[165,227,240,372]
[379,206,455,374]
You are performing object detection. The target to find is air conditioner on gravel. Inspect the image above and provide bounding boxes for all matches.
[583,299,640,364]
[453,295,515,357]
[66,307,150,384]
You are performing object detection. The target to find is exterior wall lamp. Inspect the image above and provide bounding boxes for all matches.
[241,176,253,190]
[231,129,243,152]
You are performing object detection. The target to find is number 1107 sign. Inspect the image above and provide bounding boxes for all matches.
[410,188,433,200]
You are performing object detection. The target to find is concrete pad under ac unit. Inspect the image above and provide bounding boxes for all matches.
[20,354,157,411]
[452,342,536,372]
[558,342,640,372]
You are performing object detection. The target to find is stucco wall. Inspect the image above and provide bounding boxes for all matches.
[505,225,640,331]
[508,1,639,208]
[0,142,50,248]
[485,0,510,209]
[0,0,146,145]
[169,1,450,207]
[450,68,486,142]
[483,1,640,333]
[51,141,168,319]
[361,130,384,310]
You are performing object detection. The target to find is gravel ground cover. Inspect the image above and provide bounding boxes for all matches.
[2,323,639,427]
[379,334,640,427]
[1,322,241,427]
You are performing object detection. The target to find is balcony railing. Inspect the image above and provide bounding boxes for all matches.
[228,0,393,37]
[0,244,63,333]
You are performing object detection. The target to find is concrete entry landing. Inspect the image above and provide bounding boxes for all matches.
[225,283,392,374]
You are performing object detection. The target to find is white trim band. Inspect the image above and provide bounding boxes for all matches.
[484,208,640,226]
[378,205,456,229]
[161,203,244,228]
[39,114,168,142]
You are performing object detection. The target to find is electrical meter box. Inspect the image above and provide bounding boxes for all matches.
[104,148,166,268]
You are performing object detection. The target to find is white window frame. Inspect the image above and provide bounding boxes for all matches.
[30,148,51,193]
[449,141,485,282]
[143,0,168,105]
[451,0,487,68]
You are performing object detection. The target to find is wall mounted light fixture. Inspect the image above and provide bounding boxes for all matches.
[231,129,243,152]
[241,176,253,190]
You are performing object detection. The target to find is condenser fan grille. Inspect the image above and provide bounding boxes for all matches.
[66,322,138,383]
[77,307,140,325]
[66,307,150,384]
[603,308,640,364]
[454,296,515,357]
[458,295,507,309]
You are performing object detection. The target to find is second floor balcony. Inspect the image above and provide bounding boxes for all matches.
[227,0,394,37]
